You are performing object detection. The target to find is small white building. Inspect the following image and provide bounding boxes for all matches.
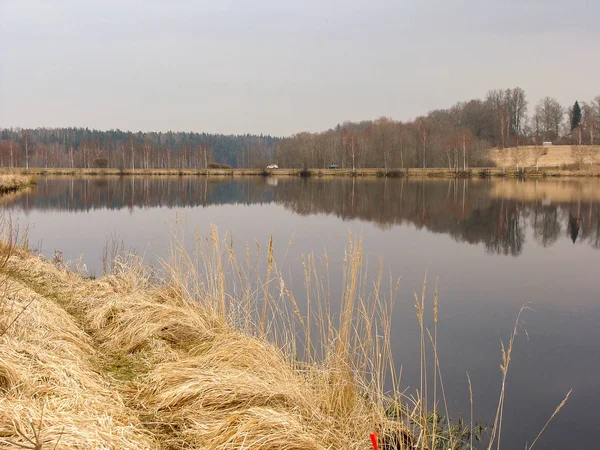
[542,141,552,146]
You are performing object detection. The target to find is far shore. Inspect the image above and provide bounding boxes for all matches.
[1,166,599,179]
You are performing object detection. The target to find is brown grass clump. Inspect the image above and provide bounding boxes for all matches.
[0,174,34,193]
[0,269,156,448]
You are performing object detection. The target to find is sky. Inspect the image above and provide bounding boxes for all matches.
[1,0,599,136]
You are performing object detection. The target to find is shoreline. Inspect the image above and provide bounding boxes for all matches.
[1,166,599,178]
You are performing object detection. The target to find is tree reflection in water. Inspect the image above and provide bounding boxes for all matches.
[4,176,600,255]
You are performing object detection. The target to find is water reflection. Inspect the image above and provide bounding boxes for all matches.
[6,176,600,254]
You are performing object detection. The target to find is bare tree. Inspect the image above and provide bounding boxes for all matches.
[486,89,509,147]
[394,123,405,170]
[593,95,600,145]
[533,97,564,141]
[9,139,14,168]
[459,128,472,170]
[586,148,597,166]
[344,130,358,172]
[129,134,135,171]
[373,117,394,171]
[416,117,430,168]
[22,131,30,169]
[511,142,527,170]
[582,102,596,146]
[571,145,586,168]
[531,145,546,171]
[507,87,528,136]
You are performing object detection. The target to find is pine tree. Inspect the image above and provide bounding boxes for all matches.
[571,101,582,131]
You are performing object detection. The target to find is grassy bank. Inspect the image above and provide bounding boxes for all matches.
[0,229,569,449]
[490,145,600,169]
[2,166,599,178]
[0,174,35,193]
[0,234,417,449]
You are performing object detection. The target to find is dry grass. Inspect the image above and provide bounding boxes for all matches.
[0,254,156,448]
[490,145,600,169]
[0,174,34,193]
[0,229,410,449]
[0,225,571,449]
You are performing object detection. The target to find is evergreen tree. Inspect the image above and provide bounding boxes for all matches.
[571,101,582,131]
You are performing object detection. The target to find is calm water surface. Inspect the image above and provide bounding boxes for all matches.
[3,176,600,449]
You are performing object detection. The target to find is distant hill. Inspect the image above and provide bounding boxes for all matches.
[490,145,599,169]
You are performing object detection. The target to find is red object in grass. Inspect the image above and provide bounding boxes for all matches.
[370,432,378,450]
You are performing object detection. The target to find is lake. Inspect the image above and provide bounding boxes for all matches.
[3,176,600,449]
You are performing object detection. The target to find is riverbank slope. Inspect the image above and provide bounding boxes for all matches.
[490,145,599,169]
[0,244,410,449]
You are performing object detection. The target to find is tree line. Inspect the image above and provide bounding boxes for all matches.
[1,88,599,169]
[275,89,600,170]
[0,128,280,170]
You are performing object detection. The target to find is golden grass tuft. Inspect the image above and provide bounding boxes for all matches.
[202,407,321,450]
[0,271,156,449]
[0,174,34,193]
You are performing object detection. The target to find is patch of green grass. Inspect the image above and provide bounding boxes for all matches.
[102,352,149,383]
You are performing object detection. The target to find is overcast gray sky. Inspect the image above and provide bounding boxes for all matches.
[1,0,598,136]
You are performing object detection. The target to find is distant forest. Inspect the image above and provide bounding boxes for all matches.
[0,129,280,170]
[1,88,598,169]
